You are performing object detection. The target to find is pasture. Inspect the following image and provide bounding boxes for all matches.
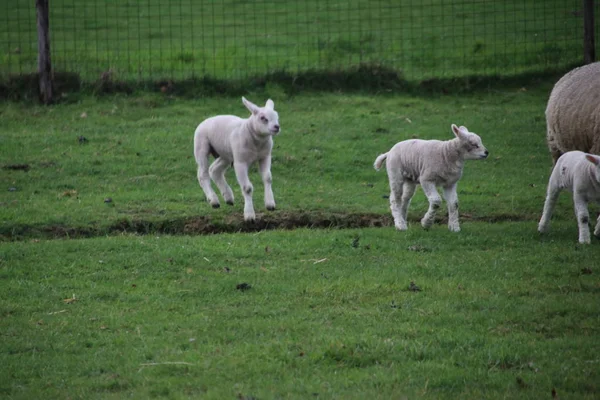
[0,0,586,82]
[1,76,600,399]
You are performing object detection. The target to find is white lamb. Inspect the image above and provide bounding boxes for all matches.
[538,151,600,244]
[193,97,280,221]
[374,124,489,232]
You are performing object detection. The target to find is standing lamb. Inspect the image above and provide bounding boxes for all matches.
[193,97,280,221]
[374,124,489,232]
[538,151,600,244]
[545,62,600,165]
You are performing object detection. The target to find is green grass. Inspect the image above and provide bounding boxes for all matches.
[2,76,600,398]
[1,225,599,399]
[0,77,571,237]
[0,0,593,83]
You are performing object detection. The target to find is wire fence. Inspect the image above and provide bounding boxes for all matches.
[1,0,598,84]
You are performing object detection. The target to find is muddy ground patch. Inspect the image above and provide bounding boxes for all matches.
[1,211,534,241]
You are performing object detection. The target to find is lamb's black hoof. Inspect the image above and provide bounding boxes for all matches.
[226,200,234,206]
[211,203,220,209]
[266,206,276,211]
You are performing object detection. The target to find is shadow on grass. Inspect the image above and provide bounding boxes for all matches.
[0,62,581,102]
[1,210,537,241]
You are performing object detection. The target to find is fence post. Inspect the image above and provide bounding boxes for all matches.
[36,0,53,104]
[583,0,596,63]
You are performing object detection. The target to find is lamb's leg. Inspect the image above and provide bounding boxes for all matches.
[538,184,561,233]
[234,161,255,221]
[209,157,234,205]
[443,183,460,232]
[573,194,591,244]
[388,172,407,230]
[399,182,417,229]
[197,154,220,208]
[421,181,442,230]
[594,213,600,237]
[258,156,276,211]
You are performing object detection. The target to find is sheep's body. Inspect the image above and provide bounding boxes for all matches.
[546,62,600,164]
[374,124,488,232]
[193,97,280,221]
[538,151,600,244]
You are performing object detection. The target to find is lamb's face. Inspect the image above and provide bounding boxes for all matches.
[256,108,280,137]
[452,124,489,160]
[242,97,281,137]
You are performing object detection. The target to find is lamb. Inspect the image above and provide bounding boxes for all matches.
[374,124,489,232]
[545,62,600,165]
[193,97,280,221]
[538,151,600,244]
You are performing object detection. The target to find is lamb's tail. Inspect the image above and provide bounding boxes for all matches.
[374,153,388,171]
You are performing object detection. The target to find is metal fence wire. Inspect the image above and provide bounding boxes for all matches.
[1,0,598,83]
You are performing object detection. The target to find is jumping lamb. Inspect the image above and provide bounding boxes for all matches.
[374,124,489,232]
[538,151,600,244]
[545,62,600,165]
[193,97,280,221]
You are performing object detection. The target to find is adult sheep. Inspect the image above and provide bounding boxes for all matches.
[545,62,600,165]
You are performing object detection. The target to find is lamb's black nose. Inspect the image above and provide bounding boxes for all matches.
[484,150,489,156]
[273,125,280,132]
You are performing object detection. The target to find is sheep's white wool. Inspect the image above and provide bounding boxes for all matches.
[545,62,600,165]
[538,151,600,244]
[374,124,488,232]
[193,97,280,221]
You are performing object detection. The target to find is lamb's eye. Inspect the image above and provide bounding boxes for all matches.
[260,116,268,123]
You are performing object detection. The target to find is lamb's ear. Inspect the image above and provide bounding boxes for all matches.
[265,99,275,109]
[585,154,600,166]
[242,97,259,115]
[459,126,469,133]
[451,124,464,139]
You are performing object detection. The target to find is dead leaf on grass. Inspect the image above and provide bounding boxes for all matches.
[61,190,78,198]
[409,281,421,292]
[408,244,430,252]
[63,294,77,304]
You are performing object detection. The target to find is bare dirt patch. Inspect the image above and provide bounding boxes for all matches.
[1,211,532,241]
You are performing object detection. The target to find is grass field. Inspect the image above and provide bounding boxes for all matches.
[0,0,592,83]
[1,225,599,399]
[2,73,600,398]
[0,77,566,235]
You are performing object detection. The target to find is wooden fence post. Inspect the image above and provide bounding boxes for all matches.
[36,0,53,104]
[583,0,596,64]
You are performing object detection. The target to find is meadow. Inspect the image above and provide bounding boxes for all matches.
[1,73,600,399]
